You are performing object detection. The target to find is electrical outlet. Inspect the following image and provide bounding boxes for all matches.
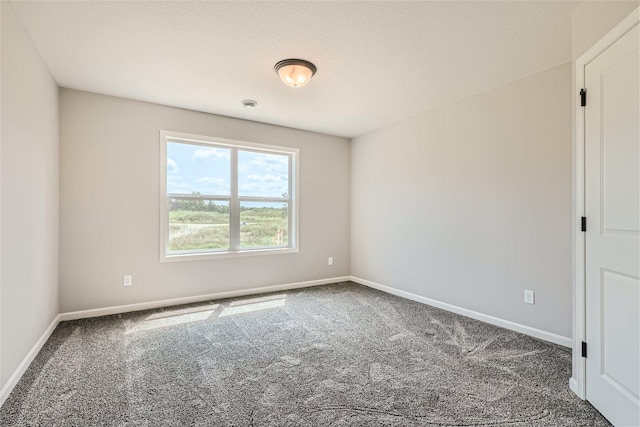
[524,290,535,305]
[123,275,133,287]
[328,257,333,266]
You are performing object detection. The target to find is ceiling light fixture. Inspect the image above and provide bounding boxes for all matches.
[274,59,317,88]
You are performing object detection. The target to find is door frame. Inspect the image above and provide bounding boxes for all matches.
[571,7,640,400]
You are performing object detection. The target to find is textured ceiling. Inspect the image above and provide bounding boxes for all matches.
[10,1,578,138]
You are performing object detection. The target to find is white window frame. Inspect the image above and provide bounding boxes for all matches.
[160,130,299,262]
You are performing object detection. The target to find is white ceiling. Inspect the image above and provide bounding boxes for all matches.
[10,1,578,138]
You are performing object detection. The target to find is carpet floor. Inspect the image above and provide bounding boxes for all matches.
[1,282,609,426]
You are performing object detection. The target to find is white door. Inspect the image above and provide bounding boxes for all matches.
[584,21,640,427]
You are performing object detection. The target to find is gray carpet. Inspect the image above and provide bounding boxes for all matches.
[1,282,609,426]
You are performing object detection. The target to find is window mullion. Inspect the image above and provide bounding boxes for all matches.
[230,147,240,251]
[237,197,289,203]
[166,194,231,201]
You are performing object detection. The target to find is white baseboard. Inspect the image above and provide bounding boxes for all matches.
[569,377,584,399]
[349,276,572,348]
[0,314,62,407]
[59,276,351,321]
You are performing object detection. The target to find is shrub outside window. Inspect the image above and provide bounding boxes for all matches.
[160,131,298,261]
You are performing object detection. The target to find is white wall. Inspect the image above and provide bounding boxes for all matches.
[351,63,572,338]
[0,2,59,389]
[59,89,350,313]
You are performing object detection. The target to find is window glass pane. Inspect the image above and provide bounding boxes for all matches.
[240,202,288,248]
[168,199,230,252]
[238,151,289,198]
[167,142,230,196]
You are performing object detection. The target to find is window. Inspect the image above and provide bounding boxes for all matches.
[160,131,298,261]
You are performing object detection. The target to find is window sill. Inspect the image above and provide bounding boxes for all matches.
[160,247,299,263]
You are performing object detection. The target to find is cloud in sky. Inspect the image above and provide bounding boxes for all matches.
[167,182,191,191]
[247,174,285,183]
[197,177,226,185]
[167,157,179,172]
[195,177,230,195]
[237,152,288,174]
[192,147,230,160]
[239,152,288,197]
[167,142,289,198]
[239,183,263,194]
[239,178,287,196]
[266,163,287,173]
[167,142,231,195]
[248,153,287,168]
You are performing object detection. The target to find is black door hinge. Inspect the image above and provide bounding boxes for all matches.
[580,89,587,107]
[581,217,587,232]
[581,341,587,358]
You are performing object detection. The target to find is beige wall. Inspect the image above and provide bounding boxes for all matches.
[572,1,639,61]
[351,63,572,338]
[1,3,59,389]
[59,89,350,313]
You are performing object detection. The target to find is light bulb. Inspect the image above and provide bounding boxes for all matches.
[275,59,317,88]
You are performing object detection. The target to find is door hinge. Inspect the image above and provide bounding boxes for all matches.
[580,89,587,107]
[581,341,587,358]
[581,217,587,232]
